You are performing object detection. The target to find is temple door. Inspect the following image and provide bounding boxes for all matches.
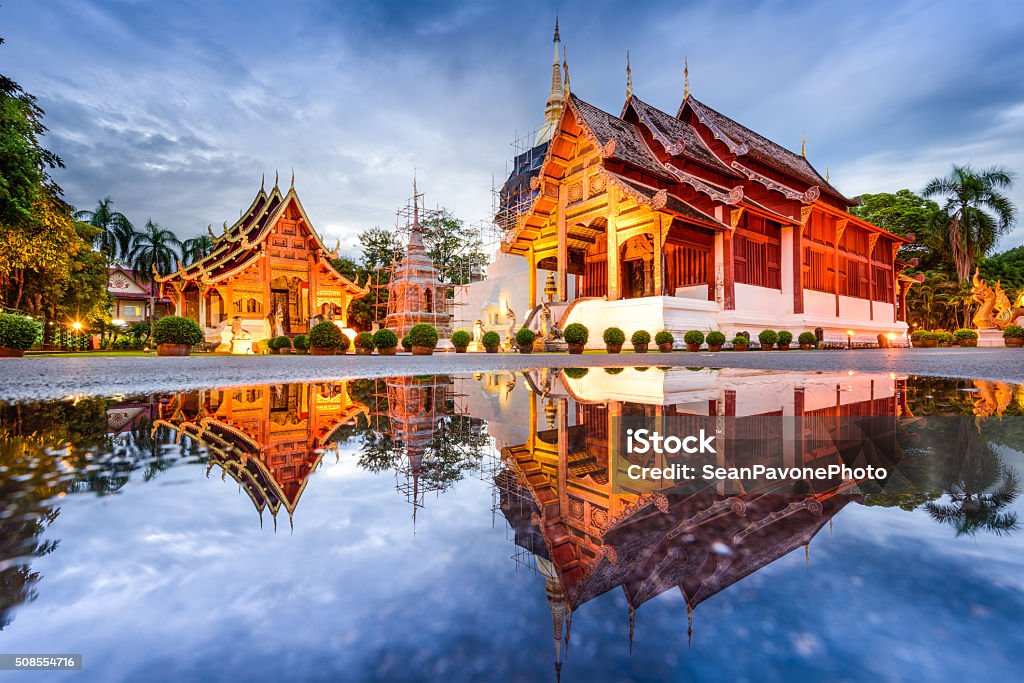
[271,290,291,334]
[620,236,655,299]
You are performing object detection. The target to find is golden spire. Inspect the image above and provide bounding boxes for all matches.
[801,134,806,157]
[825,166,830,183]
[536,16,565,145]
[683,57,689,99]
[625,50,633,100]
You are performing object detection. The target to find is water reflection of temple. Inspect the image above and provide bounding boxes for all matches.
[457,368,907,678]
[155,382,367,527]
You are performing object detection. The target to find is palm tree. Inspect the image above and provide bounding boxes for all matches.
[127,220,182,338]
[922,165,1016,282]
[74,197,135,262]
[181,234,214,265]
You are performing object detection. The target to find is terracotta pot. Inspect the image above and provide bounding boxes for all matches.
[1005,337,1024,348]
[455,346,468,353]
[156,343,191,357]
[519,346,534,354]
[911,340,924,348]
[567,343,585,354]
[760,343,774,351]
[733,344,748,352]
[776,344,790,351]
[485,346,499,354]
[922,339,938,348]
[708,345,722,352]
[959,340,978,347]
[411,346,434,356]
[658,343,673,353]
[378,347,397,355]
[799,343,814,350]
[606,344,622,354]
[355,348,373,355]
[310,346,335,355]
[0,347,26,358]
[685,343,700,352]
[633,343,649,353]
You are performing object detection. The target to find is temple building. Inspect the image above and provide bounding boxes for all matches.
[456,23,917,345]
[157,176,367,345]
[106,266,172,324]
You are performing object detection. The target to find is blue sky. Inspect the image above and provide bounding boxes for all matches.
[4,0,1024,253]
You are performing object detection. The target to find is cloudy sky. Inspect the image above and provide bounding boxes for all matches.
[5,0,1024,254]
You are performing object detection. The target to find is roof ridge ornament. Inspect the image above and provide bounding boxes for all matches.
[290,167,295,190]
[625,51,632,100]
[260,173,265,193]
[684,57,689,99]
[801,134,806,157]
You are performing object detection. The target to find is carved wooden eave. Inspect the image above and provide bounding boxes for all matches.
[664,162,743,205]
[835,218,849,243]
[685,100,750,157]
[730,161,813,202]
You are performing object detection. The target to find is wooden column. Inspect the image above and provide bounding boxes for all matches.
[528,247,538,308]
[722,231,735,310]
[834,219,847,318]
[557,187,568,302]
[794,209,808,314]
[557,398,568,518]
[607,190,620,300]
[652,214,665,296]
[198,285,208,329]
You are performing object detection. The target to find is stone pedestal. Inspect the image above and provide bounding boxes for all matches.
[977,328,1004,347]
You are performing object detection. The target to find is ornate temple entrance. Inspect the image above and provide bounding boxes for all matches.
[620,235,655,299]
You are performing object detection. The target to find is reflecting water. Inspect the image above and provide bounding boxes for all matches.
[1,369,1022,682]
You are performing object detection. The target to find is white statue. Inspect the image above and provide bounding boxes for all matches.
[472,320,484,344]
[506,307,517,350]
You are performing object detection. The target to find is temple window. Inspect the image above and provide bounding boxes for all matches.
[733,215,781,289]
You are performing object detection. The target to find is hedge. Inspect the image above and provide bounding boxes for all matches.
[0,313,42,350]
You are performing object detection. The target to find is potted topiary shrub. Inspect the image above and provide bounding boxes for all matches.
[563,323,588,354]
[268,335,292,354]
[353,332,374,355]
[293,334,309,354]
[910,329,927,348]
[655,330,674,352]
[401,334,412,352]
[309,321,344,355]
[953,328,978,347]
[603,327,625,354]
[731,335,749,351]
[373,328,399,356]
[1003,325,1024,347]
[0,313,42,357]
[481,330,501,353]
[798,331,817,350]
[631,329,651,353]
[921,331,940,348]
[516,327,536,354]
[706,331,726,352]
[776,330,793,350]
[408,323,439,355]
[683,330,704,352]
[936,331,954,347]
[451,330,471,353]
[758,329,778,350]
[152,315,204,356]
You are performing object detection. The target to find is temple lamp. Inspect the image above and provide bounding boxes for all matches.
[886,332,896,348]
[846,330,855,349]
[71,321,83,353]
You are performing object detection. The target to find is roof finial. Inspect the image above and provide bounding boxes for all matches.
[801,133,806,157]
[412,171,419,229]
[274,170,279,188]
[260,172,265,192]
[562,46,570,96]
[683,57,689,99]
[554,14,560,43]
[290,167,295,189]
[625,51,633,100]
[825,166,830,183]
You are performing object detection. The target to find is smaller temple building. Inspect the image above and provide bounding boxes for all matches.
[157,176,367,346]
[106,266,172,324]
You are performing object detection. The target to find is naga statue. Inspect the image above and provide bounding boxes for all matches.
[971,269,1024,330]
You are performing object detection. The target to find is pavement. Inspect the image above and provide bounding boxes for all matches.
[0,347,1022,401]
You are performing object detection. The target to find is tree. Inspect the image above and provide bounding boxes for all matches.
[851,190,942,269]
[74,197,134,262]
[419,209,488,287]
[922,165,1017,282]
[330,255,376,331]
[127,220,181,338]
[181,234,214,265]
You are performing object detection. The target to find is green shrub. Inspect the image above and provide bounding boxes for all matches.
[354,332,374,349]
[731,336,749,346]
[152,316,204,346]
[268,335,292,351]
[654,330,674,345]
[953,328,978,341]
[562,367,589,379]
[408,323,439,348]
[631,330,651,345]
[910,329,927,341]
[706,331,726,346]
[401,334,412,350]
[0,313,42,350]
[921,331,942,341]
[309,321,344,349]
[451,330,471,347]
[798,331,817,345]
[1003,325,1024,338]
[683,330,705,345]
[481,331,501,348]
[603,327,625,345]
[604,367,624,375]
[777,330,793,346]
[515,327,536,346]
[372,328,398,349]
[758,329,778,345]
[293,334,310,350]
[936,331,954,344]
[563,323,589,345]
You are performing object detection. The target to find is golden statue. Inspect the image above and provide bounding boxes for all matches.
[971,269,1024,330]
